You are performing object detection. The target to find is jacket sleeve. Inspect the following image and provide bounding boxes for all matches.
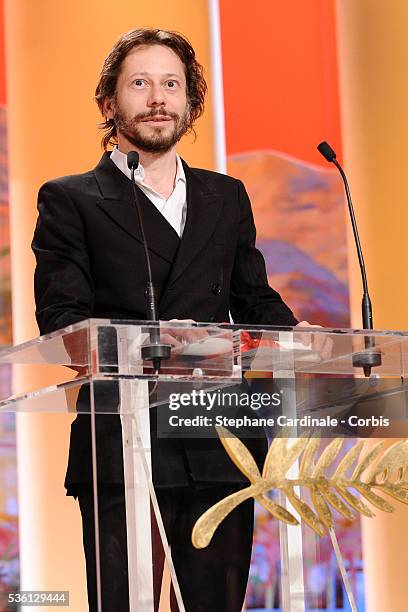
[32,180,94,335]
[229,180,298,326]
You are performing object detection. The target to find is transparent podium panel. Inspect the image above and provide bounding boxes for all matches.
[1,319,408,611]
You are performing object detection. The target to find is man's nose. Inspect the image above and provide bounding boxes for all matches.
[147,83,165,106]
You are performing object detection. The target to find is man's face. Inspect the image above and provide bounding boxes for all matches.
[106,44,190,153]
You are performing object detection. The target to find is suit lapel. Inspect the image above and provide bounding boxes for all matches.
[165,161,224,289]
[94,153,180,264]
[93,153,224,284]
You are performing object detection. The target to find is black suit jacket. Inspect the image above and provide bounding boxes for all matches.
[32,152,298,489]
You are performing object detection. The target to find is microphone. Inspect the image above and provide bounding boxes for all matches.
[317,141,336,162]
[127,151,171,372]
[317,141,381,376]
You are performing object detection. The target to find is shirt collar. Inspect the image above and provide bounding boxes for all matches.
[110,146,186,185]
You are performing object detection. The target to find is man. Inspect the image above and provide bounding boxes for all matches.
[32,28,312,612]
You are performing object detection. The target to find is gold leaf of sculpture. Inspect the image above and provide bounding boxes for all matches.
[335,485,375,518]
[313,438,343,477]
[284,487,325,536]
[279,436,309,476]
[320,484,355,521]
[192,483,262,549]
[351,440,384,481]
[379,482,408,504]
[353,482,394,513]
[216,426,261,483]
[262,435,288,480]
[368,440,408,483]
[311,488,333,530]
[333,440,365,480]
[300,435,320,477]
[257,494,299,526]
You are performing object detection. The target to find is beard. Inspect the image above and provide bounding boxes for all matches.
[113,104,191,153]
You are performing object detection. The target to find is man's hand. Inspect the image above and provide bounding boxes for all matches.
[159,318,209,353]
[295,320,333,360]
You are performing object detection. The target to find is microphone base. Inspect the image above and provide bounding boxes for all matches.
[352,351,382,378]
[141,343,172,373]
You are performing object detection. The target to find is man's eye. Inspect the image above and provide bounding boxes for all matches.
[133,79,146,87]
[166,81,177,88]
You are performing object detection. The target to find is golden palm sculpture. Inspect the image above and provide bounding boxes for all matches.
[192,428,408,610]
[192,427,408,546]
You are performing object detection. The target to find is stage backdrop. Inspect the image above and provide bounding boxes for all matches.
[0,0,18,608]
[218,0,348,328]
[0,0,368,610]
[213,1,360,609]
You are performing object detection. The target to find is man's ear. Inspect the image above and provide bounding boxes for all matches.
[103,97,115,120]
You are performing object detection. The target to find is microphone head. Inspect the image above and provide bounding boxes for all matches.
[317,141,337,162]
[127,150,140,170]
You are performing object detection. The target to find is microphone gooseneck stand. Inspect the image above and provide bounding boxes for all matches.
[127,150,171,373]
[317,141,381,376]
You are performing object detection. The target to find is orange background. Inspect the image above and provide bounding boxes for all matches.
[2,1,408,610]
[3,2,214,610]
[220,0,341,165]
[0,0,5,105]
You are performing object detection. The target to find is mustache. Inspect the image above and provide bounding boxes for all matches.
[134,109,179,121]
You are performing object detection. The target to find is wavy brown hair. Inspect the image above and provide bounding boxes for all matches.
[95,28,207,150]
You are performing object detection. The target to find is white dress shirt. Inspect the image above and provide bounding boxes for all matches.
[110,146,187,237]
